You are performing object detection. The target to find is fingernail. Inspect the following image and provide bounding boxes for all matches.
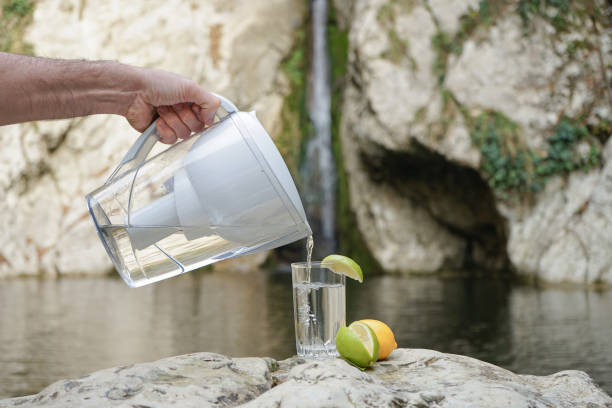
[191,105,201,115]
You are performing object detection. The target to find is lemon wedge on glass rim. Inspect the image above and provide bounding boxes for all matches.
[321,254,363,282]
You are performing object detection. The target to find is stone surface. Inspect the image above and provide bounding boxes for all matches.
[339,0,612,283]
[0,0,305,277]
[2,349,610,407]
[506,139,612,284]
[0,352,276,407]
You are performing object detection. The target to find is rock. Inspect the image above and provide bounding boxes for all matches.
[338,0,612,283]
[2,349,610,407]
[506,141,612,284]
[0,0,306,277]
[0,352,276,408]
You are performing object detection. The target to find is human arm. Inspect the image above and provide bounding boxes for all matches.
[0,52,219,143]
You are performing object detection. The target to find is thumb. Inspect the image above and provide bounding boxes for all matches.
[125,99,156,132]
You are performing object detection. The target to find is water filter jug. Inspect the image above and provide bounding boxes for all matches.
[86,94,311,287]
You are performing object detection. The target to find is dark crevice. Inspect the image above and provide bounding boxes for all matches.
[360,139,511,274]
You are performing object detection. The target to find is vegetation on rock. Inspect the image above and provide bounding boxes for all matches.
[278,27,310,178]
[516,0,606,33]
[426,0,607,196]
[469,112,602,194]
[0,0,35,54]
[377,1,417,70]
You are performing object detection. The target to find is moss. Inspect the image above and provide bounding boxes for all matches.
[0,0,35,54]
[277,27,310,178]
[327,15,348,82]
[431,30,452,84]
[376,1,417,70]
[413,106,427,124]
[468,111,602,195]
[329,5,383,275]
[588,119,611,145]
[376,2,395,25]
[430,0,507,85]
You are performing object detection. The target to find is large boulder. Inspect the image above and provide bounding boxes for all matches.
[0,0,305,277]
[1,349,610,407]
[337,0,612,284]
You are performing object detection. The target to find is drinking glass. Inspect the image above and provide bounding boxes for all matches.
[291,262,346,358]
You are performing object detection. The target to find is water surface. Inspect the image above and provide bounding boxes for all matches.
[1,270,611,398]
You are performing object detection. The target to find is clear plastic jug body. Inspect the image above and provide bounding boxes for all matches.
[87,111,311,287]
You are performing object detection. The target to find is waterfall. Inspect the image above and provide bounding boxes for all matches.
[301,0,337,255]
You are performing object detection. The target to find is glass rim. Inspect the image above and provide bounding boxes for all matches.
[291,261,334,269]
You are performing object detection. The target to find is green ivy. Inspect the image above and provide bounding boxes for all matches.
[470,112,602,195]
[471,112,533,193]
[0,0,35,53]
[425,0,605,196]
[516,0,603,33]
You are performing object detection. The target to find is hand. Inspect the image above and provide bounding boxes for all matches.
[125,68,220,144]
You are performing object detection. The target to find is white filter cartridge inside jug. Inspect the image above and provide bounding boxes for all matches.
[125,111,310,253]
[127,167,216,250]
[128,193,181,250]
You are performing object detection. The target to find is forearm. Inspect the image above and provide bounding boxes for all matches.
[0,52,142,125]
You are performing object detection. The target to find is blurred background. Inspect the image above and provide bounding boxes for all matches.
[0,0,611,398]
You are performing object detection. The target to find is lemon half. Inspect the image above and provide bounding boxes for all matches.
[359,319,397,360]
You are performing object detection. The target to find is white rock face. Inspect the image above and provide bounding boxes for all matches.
[0,0,305,277]
[340,0,612,283]
[507,140,612,284]
[1,349,610,407]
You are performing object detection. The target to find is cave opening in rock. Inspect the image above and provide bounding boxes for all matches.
[362,140,510,274]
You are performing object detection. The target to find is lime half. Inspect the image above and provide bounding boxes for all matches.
[322,254,363,282]
[336,321,380,368]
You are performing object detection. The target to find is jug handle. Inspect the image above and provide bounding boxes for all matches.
[105,93,239,184]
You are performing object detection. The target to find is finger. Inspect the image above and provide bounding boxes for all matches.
[173,103,205,136]
[156,118,177,144]
[157,105,191,140]
[183,85,221,126]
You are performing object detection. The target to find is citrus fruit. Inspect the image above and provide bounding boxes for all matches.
[335,321,379,368]
[360,319,397,360]
[322,254,363,282]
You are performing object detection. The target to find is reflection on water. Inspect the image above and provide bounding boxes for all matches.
[0,270,611,398]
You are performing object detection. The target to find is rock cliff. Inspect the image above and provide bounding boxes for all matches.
[0,0,305,277]
[336,0,612,284]
[1,349,610,407]
[2,0,611,286]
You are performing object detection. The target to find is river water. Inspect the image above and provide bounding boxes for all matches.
[1,270,611,398]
